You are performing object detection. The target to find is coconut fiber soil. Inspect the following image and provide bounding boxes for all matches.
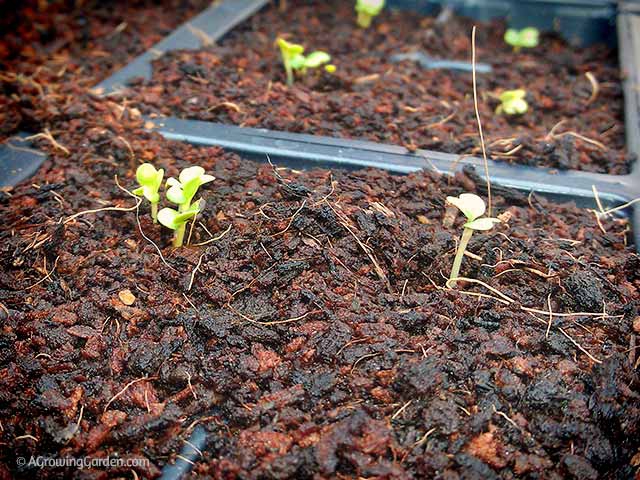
[0,95,638,479]
[0,0,211,141]
[124,0,632,175]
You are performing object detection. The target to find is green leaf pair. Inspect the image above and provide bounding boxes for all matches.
[355,0,385,28]
[446,193,500,232]
[277,38,331,86]
[496,89,528,116]
[504,27,539,51]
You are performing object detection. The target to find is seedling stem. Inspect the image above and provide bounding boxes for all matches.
[449,227,473,286]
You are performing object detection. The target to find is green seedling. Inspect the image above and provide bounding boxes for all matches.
[157,200,204,248]
[277,38,331,86]
[446,193,500,287]
[355,0,385,28]
[496,89,528,116]
[133,163,164,222]
[504,27,539,51]
[158,166,214,247]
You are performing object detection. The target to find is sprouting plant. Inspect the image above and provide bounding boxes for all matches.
[355,0,385,28]
[277,38,331,86]
[157,200,204,248]
[496,89,528,116]
[133,163,164,223]
[504,27,539,51]
[446,193,500,287]
[158,166,214,247]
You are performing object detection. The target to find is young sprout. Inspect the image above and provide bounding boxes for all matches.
[158,166,214,247]
[132,163,164,222]
[157,200,204,248]
[277,38,331,86]
[446,194,500,287]
[355,0,385,28]
[496,89,528,116]
[504,27,539,51]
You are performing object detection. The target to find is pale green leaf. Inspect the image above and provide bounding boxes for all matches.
[135,163,163,203]
[153,168,164,190]
[157,208,198,230]
[157,208,180,230]
[503,98,528,115]
[356,0,385,16]
[179,166,206,185]
[132,185,159,203]
[304,51,331,68]
[290,54,306,70]
[166,184,187,205]
[464,218,501,231]
[200,174,215,185]
[504,29,520,47]
[174,210,198,224]
[446,193,486,221]
[181,181,200,206]
[277,38,305,57]
[136,163,158,185]
[519,27,540,48]
[144,188,160,204]
[499,89,526,103]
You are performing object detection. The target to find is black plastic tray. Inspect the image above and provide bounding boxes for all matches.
[0,134,46,188]
[388,0,618,46]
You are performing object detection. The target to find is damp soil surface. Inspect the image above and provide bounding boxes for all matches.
[1,91,639,478]
[126,0,632,174]
[0,0,211,142]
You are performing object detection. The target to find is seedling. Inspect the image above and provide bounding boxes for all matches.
[133,163,164,222]
[157,201,204,248]
[504,27,539,51]
[355,0,385,28]
[158,166,214,247]
[277,38,331,86]
[496,89,528,116]
[446,194,500,286]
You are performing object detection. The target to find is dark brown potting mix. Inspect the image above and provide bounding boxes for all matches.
[0,0,210,142]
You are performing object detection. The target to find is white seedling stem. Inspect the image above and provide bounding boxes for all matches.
[151,203,158,223]
[449,227,474,287]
